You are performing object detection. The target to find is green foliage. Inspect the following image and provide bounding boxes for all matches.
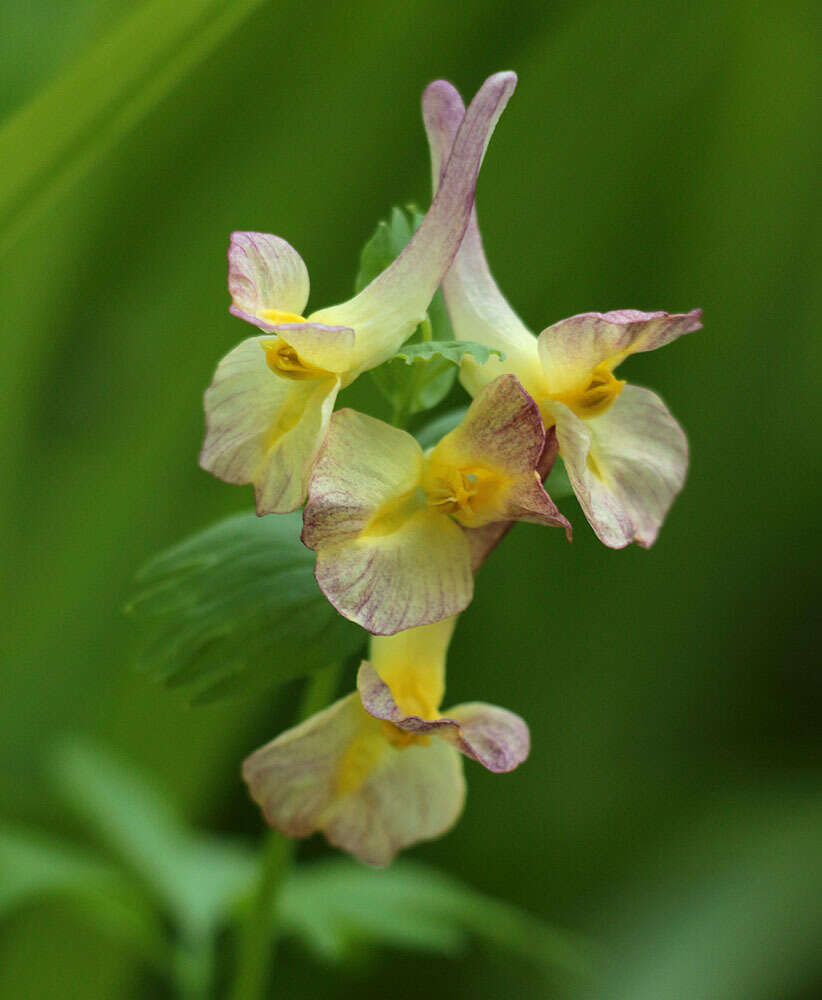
[279,858,596,976]
[415,406,470,449]
[2,739,595,989]
[0,0,267,256]
[125,511,364,704]
[0,822,170,972]
[50,739,254,938]
[357,206,466,420]
[378,340,503,425]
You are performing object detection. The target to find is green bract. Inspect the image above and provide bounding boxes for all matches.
[125,511,364,704]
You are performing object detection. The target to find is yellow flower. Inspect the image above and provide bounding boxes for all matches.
[199,72,517,514]
[423,80,703,548]
[243,618,529,866]
[301,374,570,635]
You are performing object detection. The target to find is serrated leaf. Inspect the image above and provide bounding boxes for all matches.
[126,510,364,703]
[393,340,503,369]
[278,858,596,976]
[373,340,503,422]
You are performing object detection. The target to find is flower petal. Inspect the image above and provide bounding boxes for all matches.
[303,410,473,634]
[265,322,355,373]
[358,663,529,774]
[427,375,571,535]
[422,79,545,393]
[200,336,339,513]
[309,72,518,377]
[244,692,465,866]
[368,617,457,716]
[243,693,367,838]
[228,231,310,324]
[324,737,465,867]
[537,309,703,395]
[555,384,688,548]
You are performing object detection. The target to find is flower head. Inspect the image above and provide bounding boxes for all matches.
[301,374,570,635]
[423,80,703,549]
[199,72,518,514]
[243,617,529,866]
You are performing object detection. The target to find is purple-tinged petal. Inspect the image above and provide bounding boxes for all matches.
[555,384,688,549]
[243,693,367,838]
[228,231,310,322]
[323,737,464,867]
[310,72,518,377]
[358,663,529,774]
[263,322,355,373]
[423,80,545,395]
[243,693,465,866]
[424,375,571,536]
[538,309,703,396]
[200,336,339,513]
[302,410,472,634]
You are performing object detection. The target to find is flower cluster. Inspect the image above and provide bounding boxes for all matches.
[201,72,701,864]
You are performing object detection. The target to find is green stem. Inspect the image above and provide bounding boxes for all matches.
[227,663,341,1000]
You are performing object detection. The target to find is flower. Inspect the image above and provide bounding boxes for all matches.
[301,374,570,635]
[243,617,529,866]
[422,80,703,549]
[199,72,517,514]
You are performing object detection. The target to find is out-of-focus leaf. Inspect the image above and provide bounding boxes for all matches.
[125,510,364,703]
[0,0,267,256]
[0,822,168,971]
[278,858,596,976]
[50,739,254,938]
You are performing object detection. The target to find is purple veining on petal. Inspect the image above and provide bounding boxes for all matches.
[357,663,530,774]
[228,231,310,321]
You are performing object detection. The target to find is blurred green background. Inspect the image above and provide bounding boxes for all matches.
[2,0,820,997]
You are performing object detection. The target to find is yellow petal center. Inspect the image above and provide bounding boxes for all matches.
[549,362,625,419]
[422,461,506,528]
[258,312,334,382]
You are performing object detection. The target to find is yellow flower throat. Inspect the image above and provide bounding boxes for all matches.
[259,311,329,381]
[550,362,625,419]
[423,464,504,528]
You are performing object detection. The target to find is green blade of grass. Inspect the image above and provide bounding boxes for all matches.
[0,0,266,256]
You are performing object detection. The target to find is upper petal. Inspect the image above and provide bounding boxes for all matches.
[422,79,545,394]
[556,384,688,548]
[200,336,339,513]
[310,72,518,377]
[303,410,473,634]
[265,322,355,373]
[228,231,310,323]
[538,309,703,395]
[426,375,571,535]
[358,662,530,774]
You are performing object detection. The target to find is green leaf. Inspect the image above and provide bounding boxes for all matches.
[279,859,597,975]
[354,204,422,293]
[125,510,364,703]
[393,340,503,369]
[0,821,169,971]
[50,739,255,939]
[356,206,457,419]
[0,0,267,257]
[374,340,503,423]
